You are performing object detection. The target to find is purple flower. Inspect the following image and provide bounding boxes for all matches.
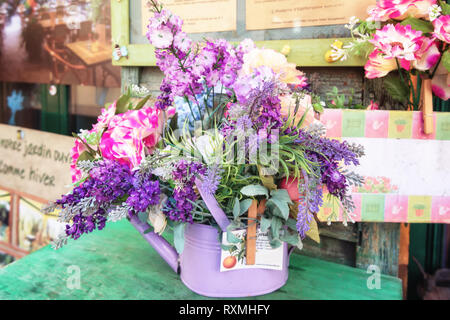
[163,160,206,223]
[126,173,161,213]
[65,209,107,240]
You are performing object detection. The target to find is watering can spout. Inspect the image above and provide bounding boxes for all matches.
[129,214,179,274]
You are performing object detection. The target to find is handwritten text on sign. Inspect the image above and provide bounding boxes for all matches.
[0,124,74,200]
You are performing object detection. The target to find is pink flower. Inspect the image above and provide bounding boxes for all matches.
[431,62,450,100]
[280,94,317,128]
[364,50,398,79]
[92,101,117,133]
[413,37,441,71]
[433,15,450,43]
[70,139,86,182]
[148,26,173,48]
[99,106,173,168]
[367,0,437,22]
[370,24,423,63]
[367,100,379,110]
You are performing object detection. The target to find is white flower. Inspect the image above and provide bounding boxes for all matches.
[193,133,223,165]
[345,16,359,30]
[429,4,442,21]
[130,84,150,97]
[147,194,168,235]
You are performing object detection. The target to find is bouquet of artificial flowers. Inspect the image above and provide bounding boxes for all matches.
[343,0,450,109]
[46,1,364,255]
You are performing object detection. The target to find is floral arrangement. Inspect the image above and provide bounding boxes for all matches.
[45,1,364,254]
[343,0,450,109]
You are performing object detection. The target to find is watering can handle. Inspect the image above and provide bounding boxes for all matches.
[195,178,231,232]
[128,214,180,274]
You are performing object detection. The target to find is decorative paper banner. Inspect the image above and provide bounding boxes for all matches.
[246,0,376,30]
[141,0,237,35]
[318,109,450,223]
[0,124,74,201]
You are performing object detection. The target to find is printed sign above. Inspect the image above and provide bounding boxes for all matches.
[141,0,237,34]
[318,109,450,224]
[246,0,376,30]
[0,124,74,201]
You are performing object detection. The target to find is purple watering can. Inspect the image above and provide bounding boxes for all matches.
[129,179,293,298]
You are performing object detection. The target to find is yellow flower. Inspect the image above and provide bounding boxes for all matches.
[241,48,303,85]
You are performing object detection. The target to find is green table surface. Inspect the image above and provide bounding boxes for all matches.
[0,220,402,300]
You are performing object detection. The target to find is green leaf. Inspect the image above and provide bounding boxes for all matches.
[143,227,154,234]
[173,223,186,254]
[270,189,293,204]
[384,74,410,104]
[240,185,269,198]
[232,197,240,219]
[400,17,433,33]
[442,50,450,73]
[267,198,290,220]
[280,231,300,246]
[115,90,131,114]
[260,216,271,233]
[440,0,450,15]
[137,211,148,224]
[269,238,282,249]
[226,230,241,244]
[239,199,253,216]
[286,218,298,232]
[312,102,324,113]
[134,94,152,110]
[226,223,242,244]
[76,151,94,164]
[271,216,283,239]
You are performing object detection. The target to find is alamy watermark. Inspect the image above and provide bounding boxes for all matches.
[66,265,81,290]
[366,265,381,290]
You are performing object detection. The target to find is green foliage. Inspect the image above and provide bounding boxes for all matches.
[240,185,269,198]
[173,223,186,254]
[440,0,450,15]
[400,17,433,33]
[383,73,410,105]
[442,50,450,73]
[76,151,95,164]
[325,87,366,109]
[115,89,152,114]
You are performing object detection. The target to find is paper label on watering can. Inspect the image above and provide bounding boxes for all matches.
[220,228,284,272]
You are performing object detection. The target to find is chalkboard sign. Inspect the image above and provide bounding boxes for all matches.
[111,0,370,67]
